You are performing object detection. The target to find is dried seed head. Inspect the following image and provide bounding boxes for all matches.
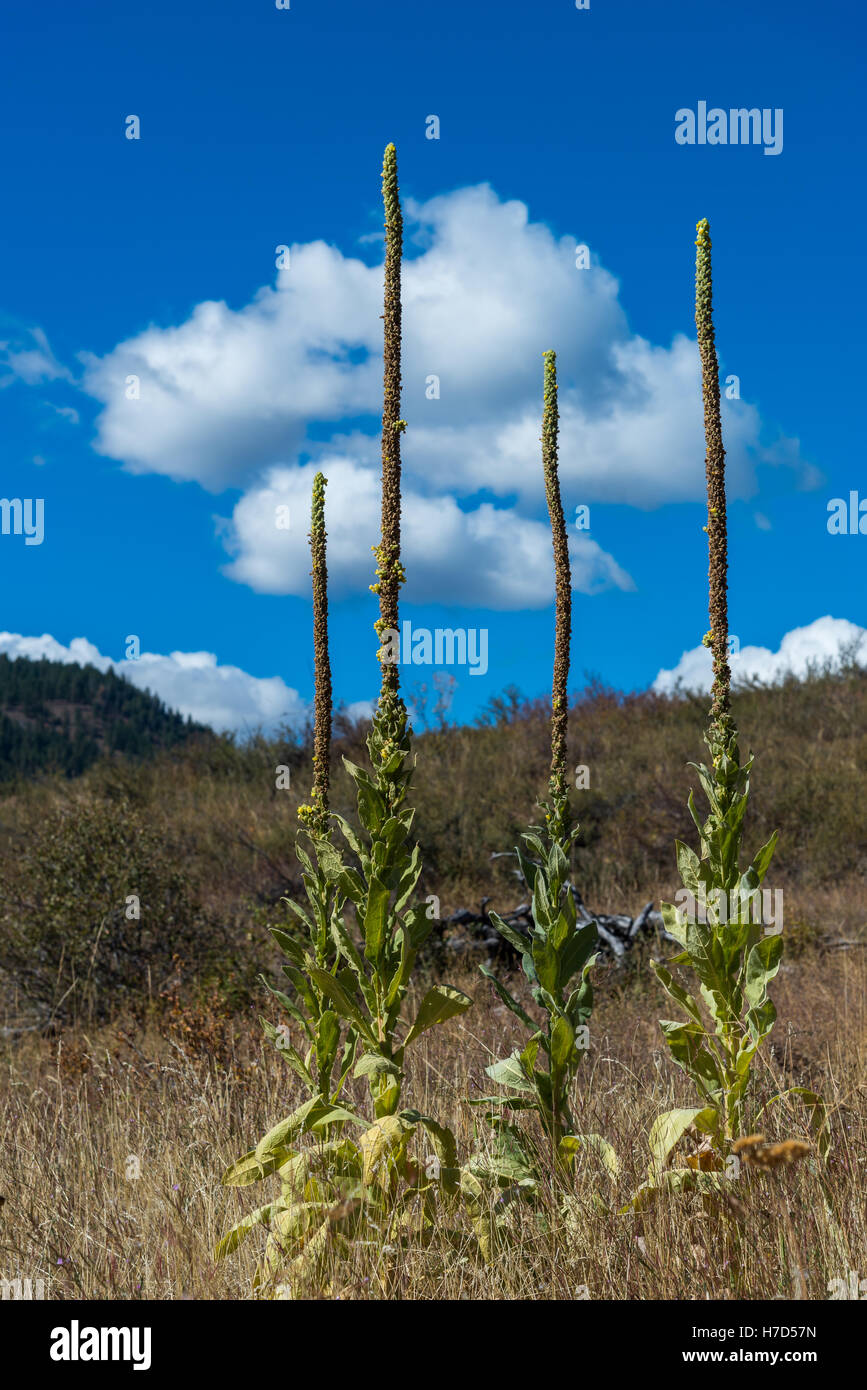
[731,1133,766,1154]
[541,349,572,842]
[369,144,410,779]
[695,219,733,746]
[298,471,331,839]
[745,1139,812,1169]
[377,143,405,714]
[733,1134,812,1168]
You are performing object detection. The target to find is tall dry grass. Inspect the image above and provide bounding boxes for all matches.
[2,944,863,1300]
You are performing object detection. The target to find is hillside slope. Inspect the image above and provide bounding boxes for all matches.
[0,654,209,781]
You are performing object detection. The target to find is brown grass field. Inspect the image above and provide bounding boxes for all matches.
[2,929,864,1300]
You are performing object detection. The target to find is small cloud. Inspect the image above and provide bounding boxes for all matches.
[32,455,46,467]
[45,402,80,425]
[653,616,867,695]
[0,327,73,387]
[342,699,375,723]
[753,511,772,531]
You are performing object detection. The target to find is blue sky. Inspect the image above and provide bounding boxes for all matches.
[1,0,864,732]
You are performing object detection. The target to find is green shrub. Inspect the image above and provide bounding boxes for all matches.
[0,796,221,1022]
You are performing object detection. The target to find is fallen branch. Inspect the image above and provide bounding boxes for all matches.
[438,852,677,964]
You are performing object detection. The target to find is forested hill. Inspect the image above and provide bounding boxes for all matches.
[0,654,209,782]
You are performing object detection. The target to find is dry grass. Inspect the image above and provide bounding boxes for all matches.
[2,946,864,1301]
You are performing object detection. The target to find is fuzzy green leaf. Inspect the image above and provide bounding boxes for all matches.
[648,1106,718,1175]
[486,1051,535,1094]
[404,984,473,1047]
[363,875,391,965]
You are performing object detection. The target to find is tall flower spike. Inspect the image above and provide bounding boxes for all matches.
[695,219,733,745]
[373,143,406,716]
[298,471,332,839]
[541,349,572,843]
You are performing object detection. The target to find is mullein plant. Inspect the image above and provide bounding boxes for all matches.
[464,353,612,1241]
[270,473,357,1104]
[315,141,472,1165]
[216,147,471,1292]
[216,473,364,1284]
[633,221,824,1206]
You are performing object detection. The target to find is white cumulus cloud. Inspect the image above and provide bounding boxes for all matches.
[70,181,817,609]
[218,458,634,607]
[80,184,811,505]
[653,616,867,695]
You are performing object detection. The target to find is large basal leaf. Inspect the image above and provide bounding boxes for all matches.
[359,1113,415,1184]
[215,1202,280,1260]
[270,1201,331,1248]
[400,1109,460,1194]
[626,1167,725,1213]
[648,1105,719,1175]
[221,1148,293,1188]
[473,1121,537,1186]
[403,984,473,1047]
[309,1104,366,1131]
[560,1132,621,1179]
[254,1097,328,1163]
